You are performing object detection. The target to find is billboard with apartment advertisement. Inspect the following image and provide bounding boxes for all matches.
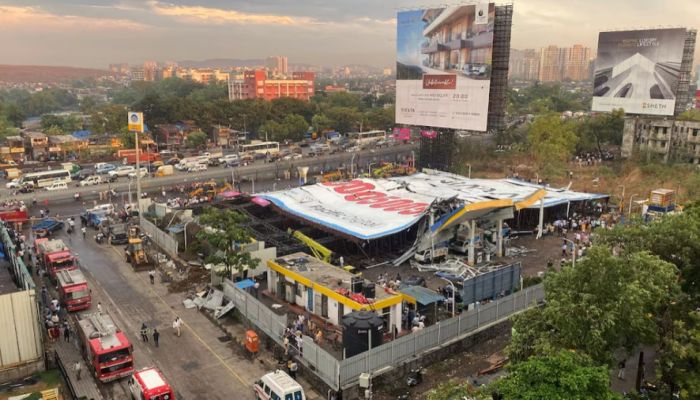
[592,28,686,116]
[396,3,495,131]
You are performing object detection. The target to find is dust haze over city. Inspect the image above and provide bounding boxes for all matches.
[0,1,699,400]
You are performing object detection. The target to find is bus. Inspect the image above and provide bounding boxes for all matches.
[349,130,386,145]
[20,169,72,188]
[239,141,280,156]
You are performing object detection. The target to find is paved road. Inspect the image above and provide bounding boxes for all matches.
[35,208,297,400]
[8,144,417,203]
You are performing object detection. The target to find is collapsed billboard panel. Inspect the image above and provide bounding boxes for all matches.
[592,28,686,116]
[396,4,495,131]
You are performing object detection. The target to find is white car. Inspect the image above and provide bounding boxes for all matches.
[187,163,208,173]
[108,165,135,177]
[45,182,68,191]
[345,146,361,153]
[282,154,303,161]
[5,178,20,189]
[218,154,239,164]
[127,168,148,179]
[80,175,103,186]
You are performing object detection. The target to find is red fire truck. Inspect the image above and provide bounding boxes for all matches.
[56,269,91,312]
[0,206,28,223]
[77,312,134,382]
[37,239,78,282]
[128,367,175,400]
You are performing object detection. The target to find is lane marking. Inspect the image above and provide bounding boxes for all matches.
[107,246,250,387]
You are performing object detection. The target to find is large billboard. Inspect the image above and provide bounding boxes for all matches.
[592,28,686,116]
[396,4,495,131]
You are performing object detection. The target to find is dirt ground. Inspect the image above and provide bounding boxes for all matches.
[374,329,512,399]
[0,370,65,400]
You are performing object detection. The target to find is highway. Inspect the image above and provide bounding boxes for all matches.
[6,143,417,203]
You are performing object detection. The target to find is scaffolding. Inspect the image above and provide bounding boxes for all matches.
[675,28,697,117]
[487,4,513,133]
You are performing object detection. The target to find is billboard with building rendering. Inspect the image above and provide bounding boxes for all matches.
[396,3,495,131]
[592,28,687,116]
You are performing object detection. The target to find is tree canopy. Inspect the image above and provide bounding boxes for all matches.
[527,113,579,172]
[195,207,257,279]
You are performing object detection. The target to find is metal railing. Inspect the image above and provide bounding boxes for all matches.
[338,284,544,387]
[222,278,544,390]
[1,223,35,290]
[140,218,179,258]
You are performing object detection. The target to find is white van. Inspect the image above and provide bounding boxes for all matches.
[253,370,305,400]
[89,203,115,215]
[45,181,68,191]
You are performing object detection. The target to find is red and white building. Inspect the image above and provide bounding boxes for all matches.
[228,70,315,101]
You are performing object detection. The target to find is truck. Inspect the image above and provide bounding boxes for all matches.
[57,269,91,312]
[37,239,78,282]
[125,225,152,270]
[128,367,176,400]
[77,312,134,383]
[0,206,29,224]
[31,218,65,237]
[414,241,449,263]
[105,223,129,245]
[117,149,162,164]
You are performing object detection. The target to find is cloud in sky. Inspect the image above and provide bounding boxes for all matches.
[0,4,147,31]
[0,0,696,68]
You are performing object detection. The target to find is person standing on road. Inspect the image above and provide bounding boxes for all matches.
[81,226,86,239]
[97,302,103,315]
[63,322,70,342]
[74,361,82,380]
[149,269,156,285]
[140,323,149,342]
[173,317,182,337]
[152,328,160,347]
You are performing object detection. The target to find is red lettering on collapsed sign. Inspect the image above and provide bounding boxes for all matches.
[324,180,428,216]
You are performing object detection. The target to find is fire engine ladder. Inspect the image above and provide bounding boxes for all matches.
[57,269,74,284]
[88,314,117,337]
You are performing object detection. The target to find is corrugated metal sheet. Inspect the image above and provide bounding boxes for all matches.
[0,290,43,369]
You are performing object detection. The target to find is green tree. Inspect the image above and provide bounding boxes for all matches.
[280,114,309,142]
[491,350,620,400]
[509,246,680,365]
[657,310,700,399]
[195,207,257,279]
[44,125,64,136]
[527,113,578,172]
[311,114,333,133]
[678,109,700,122]
[120,128,135,148]
[425,381,472,400]
[90,104,127,135]
[41,115,65,131]
[258,120,283,142]
[576,109,624,154]
[185,131,208,149]
[364,106,395,131]
[326,106,361,134]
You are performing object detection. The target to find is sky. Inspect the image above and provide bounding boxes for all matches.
[0,0,697,69]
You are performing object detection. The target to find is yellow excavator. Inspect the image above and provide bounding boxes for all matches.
[189,180,232,198]
[125,225,152,270]
[288,228,359,275]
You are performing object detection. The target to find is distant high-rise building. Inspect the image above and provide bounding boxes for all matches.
[109,63,129,74]
[382,67,393,77]
[266,56,288,75]
[143,61,158,82]
[564,44,592,81]
[538,45,567,82]
[130,68,145,81]
[228,70,314,101]
[509,49,539,81]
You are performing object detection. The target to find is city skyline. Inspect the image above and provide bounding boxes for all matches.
[0,0,697,69]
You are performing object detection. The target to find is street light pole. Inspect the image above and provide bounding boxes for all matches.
[440,277,456,318]
[467,164,472,179]
[350,153,356,178]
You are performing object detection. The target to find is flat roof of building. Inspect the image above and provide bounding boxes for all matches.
[269,253,403,310]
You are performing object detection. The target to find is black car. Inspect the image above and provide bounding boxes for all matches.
[108,225,129,245]
[165,157,181,165]
[72,168,95,181]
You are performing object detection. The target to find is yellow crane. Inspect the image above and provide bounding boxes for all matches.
[288,228,358,275]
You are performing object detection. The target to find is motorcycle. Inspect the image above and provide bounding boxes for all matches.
[406,367,423,387]
[95,232,105,244]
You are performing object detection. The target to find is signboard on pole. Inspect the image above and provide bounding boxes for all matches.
[396,4,495,131]
[592,28,687,116]
[128,112,144,133]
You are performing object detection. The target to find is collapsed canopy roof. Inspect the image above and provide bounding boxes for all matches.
[259,170,607,240]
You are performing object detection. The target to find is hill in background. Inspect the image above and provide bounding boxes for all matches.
[0,65,113,83]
